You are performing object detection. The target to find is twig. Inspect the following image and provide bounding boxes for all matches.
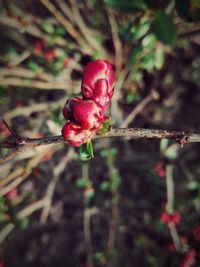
[107,145,120,251]
[0,148,53,194]
[120,90,159,128]
[82,162,97,267]
[107,8,123,74]
[1,127,200,164]
[0,77,67,90]
[4,98,65,122]
[40,148,74,223]
[39,0,92,55]
[70,0,108,58]
[0,199,46,245]
[166,164,182,252]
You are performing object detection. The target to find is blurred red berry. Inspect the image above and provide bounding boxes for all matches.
[6,188,18,201]
[180,249,196,267]
[44,49,56,61]
[33,41,43,54]
[61,122,93,147]
[154,162,166,177]
[0,260,4,267]
[192,225,200,241]
[160,211,181,226]
[63,57,70,67]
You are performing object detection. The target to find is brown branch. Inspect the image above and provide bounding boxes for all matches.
[1,127,200,164]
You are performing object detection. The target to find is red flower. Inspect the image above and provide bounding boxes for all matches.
[192,225,200,241]
[44,49,56,61]
[180,249,196,267]
[81,59,115,109]
[61,122,93,147]
[154,162,166,177]
[160,211,181,226]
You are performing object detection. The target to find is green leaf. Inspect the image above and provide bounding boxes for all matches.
[104,0,146,12]
[131,21,150,40]
[151,11,176,45]
[40,21,55,34]
[100,181,110,191]
[86,140,94,158]
[188,181,199,191]
[128,44,142,66]
[79,140,94,161]
[27,61,43,73]
[75,178,88,188]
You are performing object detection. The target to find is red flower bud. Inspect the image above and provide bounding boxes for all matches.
[160,211,181,226]
[61,122,93,147]
[44,49,56,62]
[33,41,43,54]
[62,97,82,121]
[192,225,200,241]
[180,249,196,267]
[81,59,115,103]
[73,100,104,130]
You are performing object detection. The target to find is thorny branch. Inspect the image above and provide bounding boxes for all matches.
[1,124,200,164]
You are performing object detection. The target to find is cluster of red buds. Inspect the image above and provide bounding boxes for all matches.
[180,249,196,267]
[33,40,57,62]
[61,60,115,146]
[160,211,181,226]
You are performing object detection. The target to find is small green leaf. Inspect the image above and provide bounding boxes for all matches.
[27,61,43,73]
[86,140,94,158]
[151,11,176,45]
[40,21,55,34]
[128,44,142,67]
[188,181,199,191]
[100,181,110,191]
[97,118,112,135]
[104,0,146,12]
[75,178,88,188]
[79,140,94,161]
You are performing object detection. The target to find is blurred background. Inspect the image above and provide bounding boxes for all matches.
[0,0,200,266]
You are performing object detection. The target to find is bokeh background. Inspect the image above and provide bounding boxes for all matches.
[0,0,200,266]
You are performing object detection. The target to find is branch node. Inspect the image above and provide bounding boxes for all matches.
[176,135,189,148]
